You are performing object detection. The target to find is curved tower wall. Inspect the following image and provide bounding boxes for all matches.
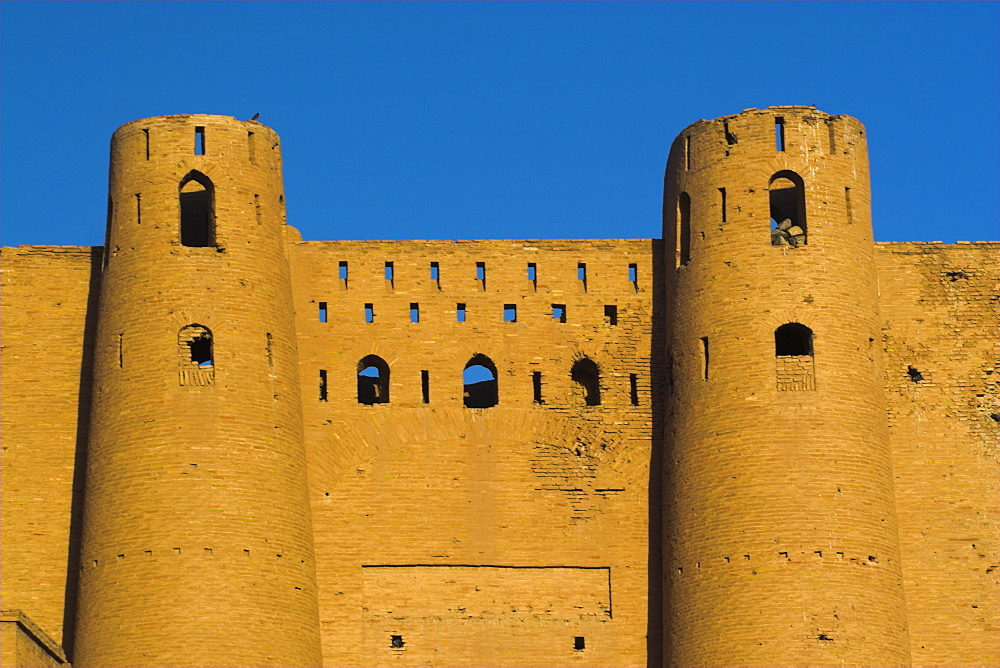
[662,107,910,664]
[75,115,322,665]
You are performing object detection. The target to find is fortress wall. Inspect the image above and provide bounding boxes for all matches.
[289,238,661,666]
[0,246,101,648]
[875,241,1000,665]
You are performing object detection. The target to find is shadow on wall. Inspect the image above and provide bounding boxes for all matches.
[648,238,666,666]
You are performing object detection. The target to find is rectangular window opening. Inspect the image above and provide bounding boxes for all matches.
[476,261,486,289]
[391,635,405,649]
[410,303,420,323]
[827,120,837,154]
[552,304,566,323]
[364,303,374,323]
[723,120,736,146]
[845,187,853,224]
[532,371,543,404]
[319,370,328,402]
[266,333,273,368]
[604,304,618,326]
[504,304,517,322]
[421,370,430,404]
[527,262,537,289]
[142,128,150,160]
[430,261,440,286]
[775,117,785,152]
[628,263,638,290]
[339,260,348,284]
[719,187,727,222]
[318,302,328,323]
[629,373,639,406]
[574,636,586,651]
[247,131,256,164]
[118,333,123,368]
[700,337,710,380]
[577,262,587,291]
[254,194,262,225]
[384,261,394,283]
[195,126,205,155]
[684,135,691,170]
[135,193,141,225]
[456,303,466,323]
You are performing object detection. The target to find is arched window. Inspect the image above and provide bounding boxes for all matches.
[677,191,691,266]
[357,355,390,405]
[179,170,215,247]
[769,171,806,247]
[774,323,815,391]
[571,358,601,406]
[178,324,214,386]
[774,323,813,356]
[464,354,498,408]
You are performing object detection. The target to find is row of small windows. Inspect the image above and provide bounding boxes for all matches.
[319,354,634,408]
[682,115,845,170]
[138,126,261,164]
[335,261,639,291]
[675,170,854,266]
[319,302,616,325]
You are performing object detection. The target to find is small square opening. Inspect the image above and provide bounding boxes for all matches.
[552,304,566,323]
[574,636,585,651]
[504,304,517,322]
[604,304,618,326]
[390,635,405,649]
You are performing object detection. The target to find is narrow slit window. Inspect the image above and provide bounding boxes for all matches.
[195,126,205,155]
[700,337,709,380]
[577,262,587,291]
[364,303,374,323]
[142,128,150,160]
[118,333,123,368]
[629,263,638,290]
[845,187,853,224]
[684,135,691,170]
[677,192,691,266]
[456,303,466,322]
[421,370,430,404]
[775,117,785,152]
[574,637,586,651]
[723,120,736,145]
[179,171,215,247]
[254,194,262,224]
[629,373,639,405]
[552,304,566,323]
[532,371,543,404]
[604,304,618,326]
[410,303,419,323]
[527,262,537,286]
[319,370,328,402]
[266,333,273,368]
[719,187,727,222]
[135,193,141,225]
[247,131,256,164]
[504,304,517,322]
[358,356,390,404]
[571,358,601,406]
[476,261,486,289]
[318,302,328,323]
[464,354,498,408]
[827,120,837,154]
[339,261,348,289]
[430,261,440,287]
[384,261,394,284]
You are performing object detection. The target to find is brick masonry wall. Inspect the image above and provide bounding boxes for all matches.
[1,246,99,653]
[876,241,1000,665]
[290,239,660,666]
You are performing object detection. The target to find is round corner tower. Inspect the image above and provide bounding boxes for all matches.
[662,107,910,664]
[75,115,322,665]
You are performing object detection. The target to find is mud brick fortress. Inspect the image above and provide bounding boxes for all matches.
[2,106,997,667]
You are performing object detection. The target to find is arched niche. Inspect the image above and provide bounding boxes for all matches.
[179,170,215,247]
[769,171,807,247]
[463,354,498,408]
[358,355,390,405]
[571,357,601,406]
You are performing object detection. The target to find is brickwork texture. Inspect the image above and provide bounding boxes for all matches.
[1,107,996,666]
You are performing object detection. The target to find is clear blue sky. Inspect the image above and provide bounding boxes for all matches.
[2,1,997,247]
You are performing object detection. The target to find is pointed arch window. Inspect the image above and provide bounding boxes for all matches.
[179,170,216,247]
[464,354,498,408]
[769,171,807,246]
[178,324,214,386]
[358,355,390,405]
[571,358,601,406]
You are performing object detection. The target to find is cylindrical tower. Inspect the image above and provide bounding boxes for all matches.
[662,107,910,664]
[75,115,322,665]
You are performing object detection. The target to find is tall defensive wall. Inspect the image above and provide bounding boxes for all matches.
[73,115,322,665]
[662,107,911,663]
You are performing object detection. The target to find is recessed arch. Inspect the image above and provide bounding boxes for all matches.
[464,354,498,408]
[179,170,215,247]
[775,323,813,356]
[571,357,602,406]
[177,324,214,386]
[769,170,807,247]
[357,355,390,405]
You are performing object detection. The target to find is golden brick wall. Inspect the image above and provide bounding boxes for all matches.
[1,610,69,666]
[876,241,1000,665]
[662,108,910,664]
[290,239,661,665]
[0,109,997,667]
